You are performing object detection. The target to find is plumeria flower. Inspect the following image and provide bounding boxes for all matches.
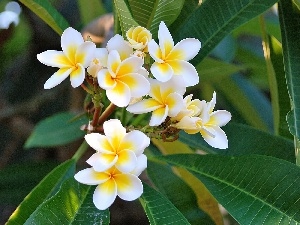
[85,119,150,173]
[0,1,21,29]
[148,21,201,87]
[37,27,96,89]
[127,76,185,126]
[87,48,108,78]
[173,92,231,149]
[106,34,133,60]
[126,26,152,52]
[97,50,150,107]
[74,154,146,210]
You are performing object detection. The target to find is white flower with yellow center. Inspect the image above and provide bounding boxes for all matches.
[126,26,152,52]
[87,48,108,78]
[97,50,150,107]
[74,154,146,210]
[148,21,201,87]
[37,27,96,89]
[174,92,231,149]
[85,119,150,173]
[127,76,185,126]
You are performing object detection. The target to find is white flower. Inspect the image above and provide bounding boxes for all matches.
[0,1,21,29]
[173,92,231,149]
[84,119,150,173]
[127,76,185,126]
[37,27,96,89]
[148,21,201,87]
[87,48,108,78]
[126,26,152,51]
[97,50,150,107]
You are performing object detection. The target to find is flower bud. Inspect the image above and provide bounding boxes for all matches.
[126,26,152,52]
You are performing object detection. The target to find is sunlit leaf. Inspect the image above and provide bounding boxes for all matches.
[77,0,106,26]
[157,154,300,224]
[6,160,76,225]
[25,112,88,148]
[18,0,69,35]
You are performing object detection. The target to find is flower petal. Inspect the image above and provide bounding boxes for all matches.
[94,48,108,67]
[107,34,133,60]
[200,126,228,149]
[130,154,147,176]
[97,69,116,90]
[107,50,121,77]
[158,21,174,58]
[93,179,117,210]
[115,150,137,173]
[168,38,201,61]
[85,133,113,153]
[106,80,131,107]
[209,110,231,127]
[150,62,173,82]
[87,152,118,172]
[103,119,126,140]
[127,99,162,114]
[174,116,201,134]
[70,63,85,88]
[0,11,19,29]
[61,27,84,62]
[75,41,96,67]
[149,106,168,126]
[148,40,164,63]
[44,67,73,89]
[120,130,150,156]
[118,73,150,97]
[115,174,143,201]
[117,56,143,75]
[166,92,184,117]
[5,2,21,15]
[37,50,71,68]
[167,60,199,87]
[74,168,109,185]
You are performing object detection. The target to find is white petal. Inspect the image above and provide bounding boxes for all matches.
[160,75,186,96]
[168,38,201,61]
[97,69,116,90]
[0,11,18,29]
[75,41,96,67]
[130,154,147,176]
[74,168,109,185]
[121,130,150,156]
[167,60,199,87]
[107,34,133,60]
[103,119,126,139]
[148,40,164,63]
[149,106,168,126]
[150,62,173,82]
[85,133,113,153]
[5,2,21,15]
[117,56,143,75]
[93,179,117,210]
[115,150,137,173]
[106,81,131,107]
[210,110,231,127]
[200,126,228,149]
[166,93,184,117]
[70,63,85,88]
[127,99,162,114]
[37,50,70,68]
[115,174,143,201]
[44,67,73,89]
[61,27,84,56]
[94,48,108,67]
[158,21,174,58]
[107,50,121,77]
[208,92,217,112]
[118,74,150,97]
[87,152,118,172]
[174,116,200,131]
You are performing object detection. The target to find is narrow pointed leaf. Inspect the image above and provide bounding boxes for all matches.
[140,183,190,225]
[6,160,76,225]
[157,154,300,224]
[25,112,88,148]
[25,178,110,224]
[18,0,69,35]
[179,122,295,163]
[174,0,279,65]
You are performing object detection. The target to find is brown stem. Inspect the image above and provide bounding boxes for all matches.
[97,103,117,125]
[92,107,101,128]
[81,84,93,94]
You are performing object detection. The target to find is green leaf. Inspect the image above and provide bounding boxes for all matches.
[278,0,300,162]
[113,0,139,35]
[147,161,215,225]
[6,160,76,225]
[140,183,190,225]
[174,0,279,65]
[179,122,295,163]
[24,178,109,224]
[128,0,185,38]
[157,154,300,224]
[18,0,69,35]
[25,112,88,148]
[77,0,106,26]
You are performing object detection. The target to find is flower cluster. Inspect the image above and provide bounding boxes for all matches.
[37,21,231,210]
